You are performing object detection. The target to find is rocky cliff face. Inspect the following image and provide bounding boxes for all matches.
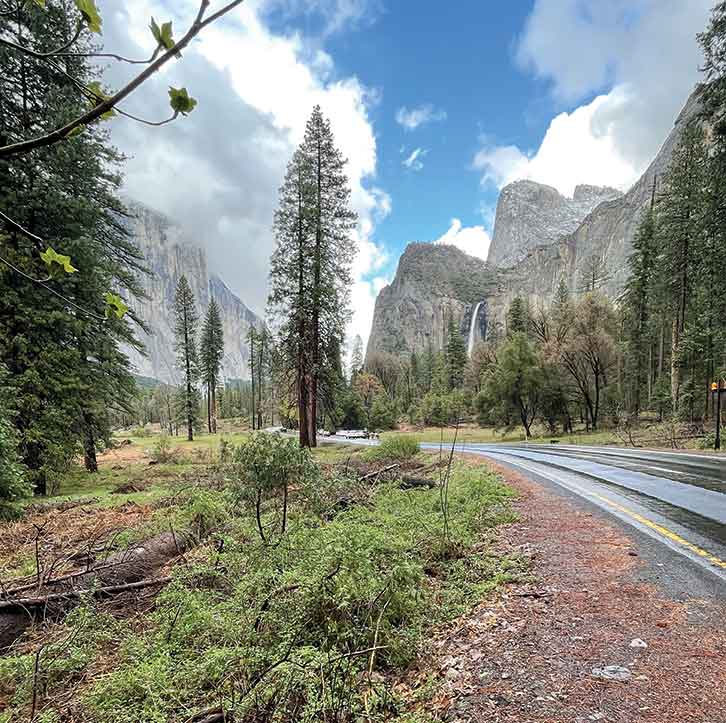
[365,243,499,360]
[488,181,623,268]
[493,91,702,308]
[122,202,262,383]
[366,92,701,359]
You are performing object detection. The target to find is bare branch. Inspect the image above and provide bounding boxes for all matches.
[116,108,179,127]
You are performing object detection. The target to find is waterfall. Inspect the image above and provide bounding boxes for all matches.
[467,301,483,357]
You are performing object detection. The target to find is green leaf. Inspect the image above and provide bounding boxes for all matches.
[25,0,46,8]
[150,17,176,51]
[40,247,78,278]
[74,0,102,34]
[104,293,129,320]
[168,87,197,116]
[87,81,115,120]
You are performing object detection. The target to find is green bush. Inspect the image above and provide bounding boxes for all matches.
[370,434,420,462]
[149,433,175,463]
[230,432,320,540]
[130,425,151,438]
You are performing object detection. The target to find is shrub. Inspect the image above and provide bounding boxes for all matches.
[230,432,320,539]
[131,425,151,438]
[150,433,176,463]
[370,434,420,462]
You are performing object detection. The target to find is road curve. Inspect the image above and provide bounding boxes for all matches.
[433,442,726,592]
[322,436,726,593]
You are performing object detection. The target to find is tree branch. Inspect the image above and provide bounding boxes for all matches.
[0,0,246,158]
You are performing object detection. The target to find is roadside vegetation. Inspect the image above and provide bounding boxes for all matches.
[0,432,522,721]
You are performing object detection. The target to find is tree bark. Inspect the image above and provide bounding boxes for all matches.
[82,409,98,473]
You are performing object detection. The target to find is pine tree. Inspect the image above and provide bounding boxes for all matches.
[268,106,357,447]
[622,209,657,415]
[0,1,144,491]
[0,365,31,519]
[507,297,529,336]
[173,276,200,441]
[200,298,224,433]
[578,253,612,293]
[652,123,708,408]
[350,334,364,380]
[445,313,467,390]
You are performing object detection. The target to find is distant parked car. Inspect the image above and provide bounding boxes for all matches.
[318,429,332,437]
[263,426,286,435]
[335,429,369,439]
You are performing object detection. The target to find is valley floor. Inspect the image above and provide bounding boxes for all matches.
[2,432,725,721]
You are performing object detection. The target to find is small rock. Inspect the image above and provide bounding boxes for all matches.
[591,665,632,682]
[630,638,648,649]
[588,713,606,721]
[501,672,511,679]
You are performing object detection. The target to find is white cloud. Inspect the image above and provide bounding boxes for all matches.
[434,218,492,261]
[395,104,447,131]
[402,147,427,171]
[100,0,388,352]
[474,90,639,196]
[477,0,713,197]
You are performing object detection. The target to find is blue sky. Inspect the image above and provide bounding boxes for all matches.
[106,0,713,345]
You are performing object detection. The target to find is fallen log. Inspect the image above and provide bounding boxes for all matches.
[359,463,400,481]
[0,576,172,610]
[398,476,437,490]
[0,530,193,651]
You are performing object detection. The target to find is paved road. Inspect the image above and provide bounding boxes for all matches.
[433,441,726,593]
[327,436,726,595]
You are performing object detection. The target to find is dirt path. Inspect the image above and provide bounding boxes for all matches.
[422,463,726,723]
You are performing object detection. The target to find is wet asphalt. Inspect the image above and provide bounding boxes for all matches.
[323,436,726,599]
[435,442,726,600]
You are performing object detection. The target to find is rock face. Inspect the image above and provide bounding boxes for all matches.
[488,181,623,268]
[494,90,702,307]
[122,202,262,383]
[365,243,499,360]
[365,91,701,359]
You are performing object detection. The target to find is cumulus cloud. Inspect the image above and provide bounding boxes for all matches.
[434,219,492,261]
[98,0,387,350]
[474,90,639,196]
[395,104,447,131]
[402,147,427,171]
[477,0,713,196]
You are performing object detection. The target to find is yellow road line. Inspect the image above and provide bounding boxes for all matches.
[590,491,726,569]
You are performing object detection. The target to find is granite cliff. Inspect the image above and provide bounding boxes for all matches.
[365,243,499,359]
[491,90,702,308]
[365,92,700,360]
[122,202,262,383]
[488,182,622,268]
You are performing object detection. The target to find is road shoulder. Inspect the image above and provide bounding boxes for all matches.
[410,461,726,722]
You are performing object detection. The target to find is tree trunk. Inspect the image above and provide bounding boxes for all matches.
[671,318,680,411]
[82,411,98,473]
[211,382,217,434]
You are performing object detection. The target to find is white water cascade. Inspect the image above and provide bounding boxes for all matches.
[467,301,484,357]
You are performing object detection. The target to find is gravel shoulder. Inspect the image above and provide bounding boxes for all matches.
[416,461,726,723]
